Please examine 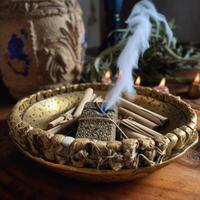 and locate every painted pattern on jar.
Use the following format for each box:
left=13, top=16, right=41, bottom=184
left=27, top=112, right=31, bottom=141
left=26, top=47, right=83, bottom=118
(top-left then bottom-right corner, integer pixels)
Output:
left=0, top=0, right=85, bottom=99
